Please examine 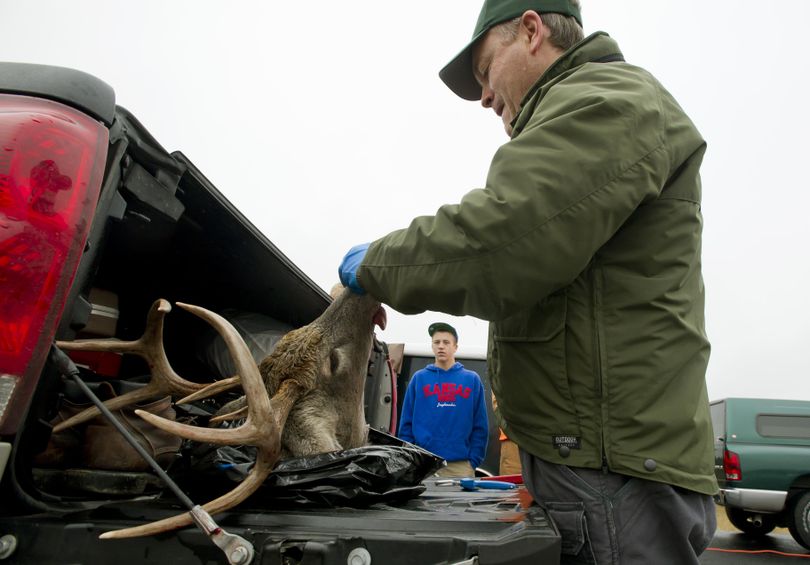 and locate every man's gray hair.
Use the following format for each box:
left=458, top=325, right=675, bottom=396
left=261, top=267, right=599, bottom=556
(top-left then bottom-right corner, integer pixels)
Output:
left=496, top=1, right=584, bottom=51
